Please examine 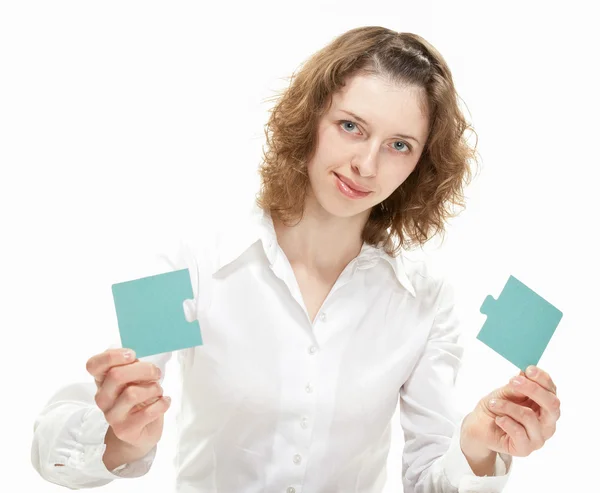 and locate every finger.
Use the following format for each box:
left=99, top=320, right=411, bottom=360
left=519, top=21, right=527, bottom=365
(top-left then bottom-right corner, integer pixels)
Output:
left=104, top=382, right=164, bottom=425
left=524, top=366, right=557, bottom=395
left=495, top=415, right=530, bottom=456
left=496, top=379, right=529, bottom=403
left=86, top=348, right=136, bottom=384
left=509, top=376, right=561, bottom=427
left=494, top=370, right=532, bottom=401
left=95, top=362, right=161, bottom=412
left=490, top=398, right=544, bottom=451
left=112, top=396, right=172, bottom=444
